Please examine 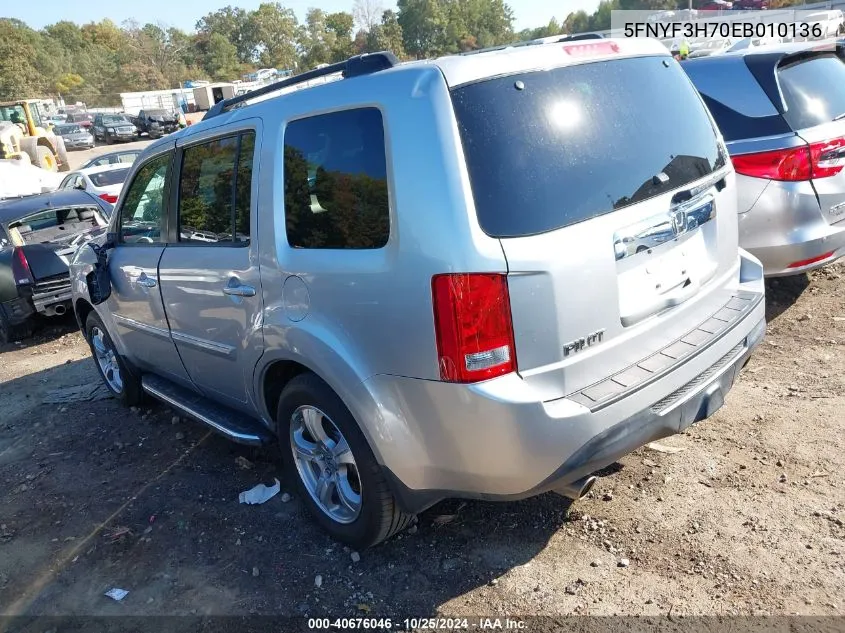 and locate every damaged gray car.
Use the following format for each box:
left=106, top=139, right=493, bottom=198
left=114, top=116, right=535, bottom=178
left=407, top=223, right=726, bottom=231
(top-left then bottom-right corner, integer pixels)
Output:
left=0, top=190, right=111, bottom=343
